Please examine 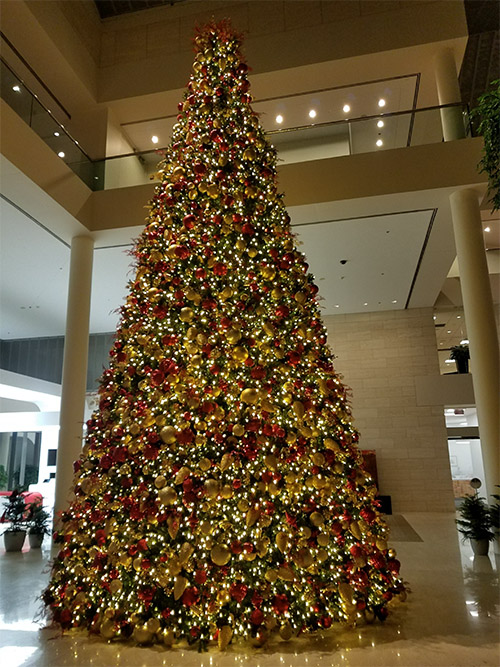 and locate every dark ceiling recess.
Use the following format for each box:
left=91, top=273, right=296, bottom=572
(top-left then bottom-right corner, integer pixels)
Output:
left=94, top=0, right=188, bottom=20
left=460, top=0, right=499, bottom=110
